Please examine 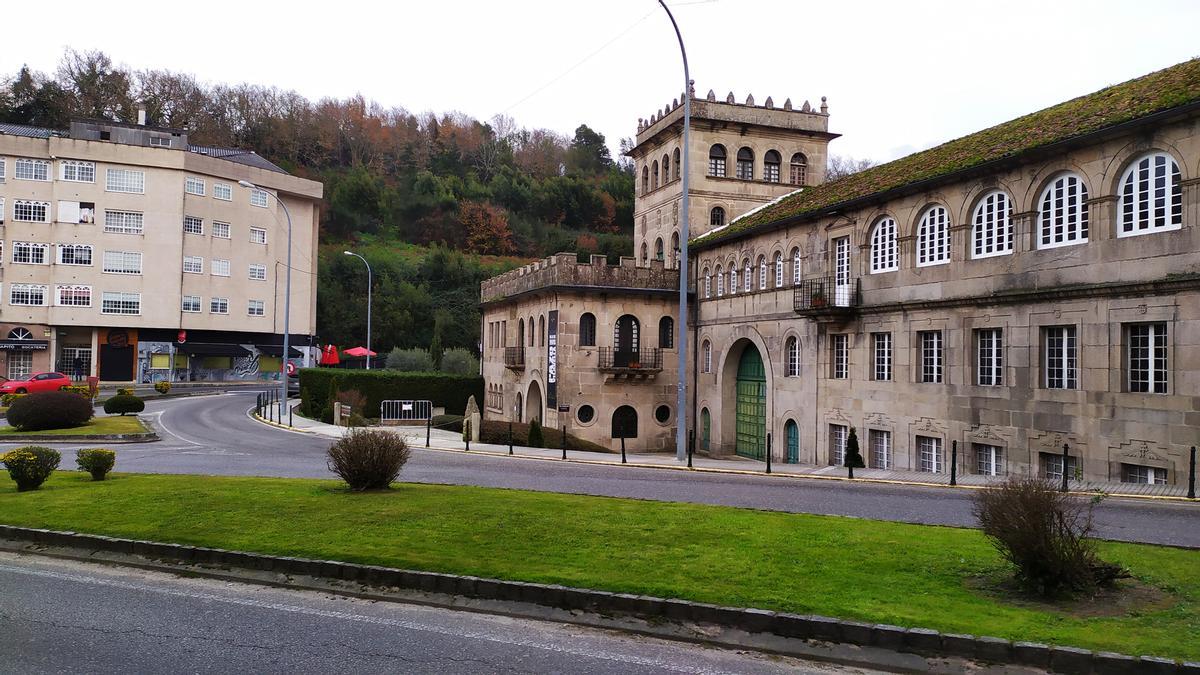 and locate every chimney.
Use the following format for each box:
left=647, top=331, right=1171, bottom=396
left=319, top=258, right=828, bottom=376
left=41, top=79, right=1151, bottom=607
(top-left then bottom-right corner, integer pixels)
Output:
left=137, top=105, right=147, bottom=126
